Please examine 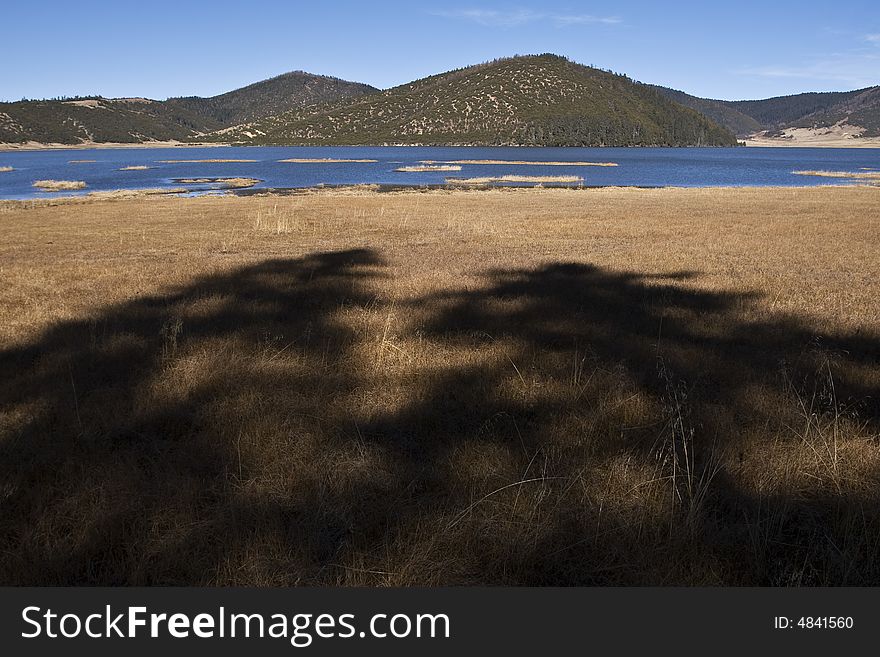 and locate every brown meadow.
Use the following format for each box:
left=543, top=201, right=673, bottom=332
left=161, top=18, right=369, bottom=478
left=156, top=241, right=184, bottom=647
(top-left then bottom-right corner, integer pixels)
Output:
left=0, top=186, right=877, bottom=585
